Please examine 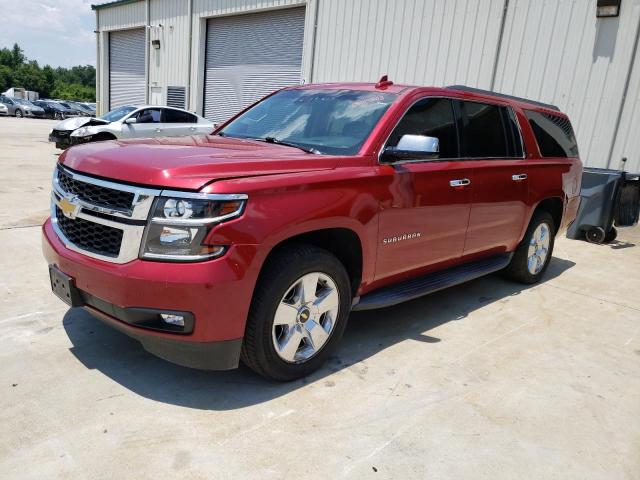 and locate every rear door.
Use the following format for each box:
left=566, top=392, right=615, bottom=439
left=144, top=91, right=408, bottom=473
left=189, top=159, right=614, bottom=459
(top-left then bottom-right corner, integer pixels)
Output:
left=375, top=97, right=474, bottom=281
left=458, top=100, right=528, bottom=256
left=160, top=108, right=200, bottom=137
